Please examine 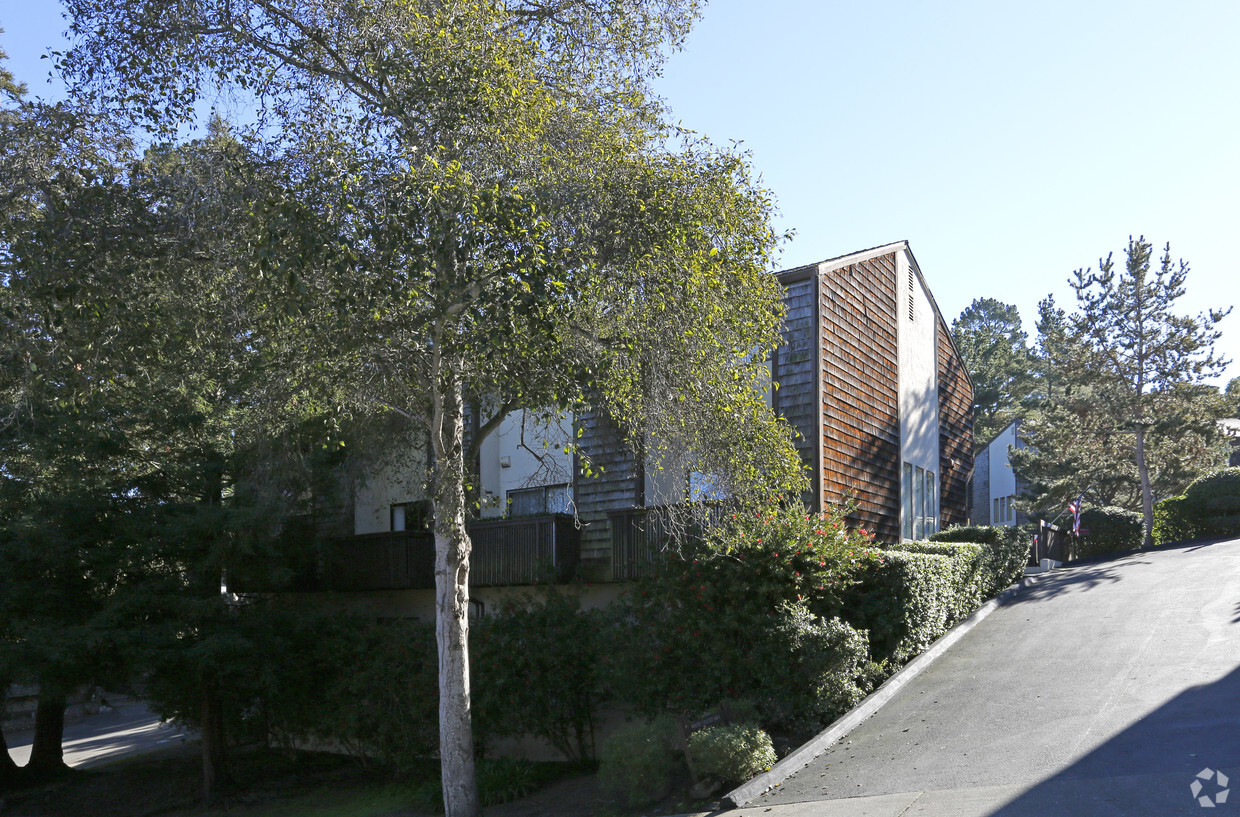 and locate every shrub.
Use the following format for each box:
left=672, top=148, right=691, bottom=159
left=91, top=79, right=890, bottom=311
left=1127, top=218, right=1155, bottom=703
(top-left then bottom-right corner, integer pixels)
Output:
left=605, top=503, right=874, bottom=734
left=1154, top=495, right=1193, bottom=545
left=687, top=724, right=777, bottom=786
left=312, top=618, right=441, bottom=769
left=1155, top=468, right=1240, bottom=544
left=843, top=550, right=955, bottom=664
left=598, top=719, right=679, bottom=807
left=929, top=524, right=1022, bottom=547
left=1077, top=506, right=1142, bottom=557
left=472, top=590, right=604, bottom=762
left=927, top=525, right=1029, bottom=595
